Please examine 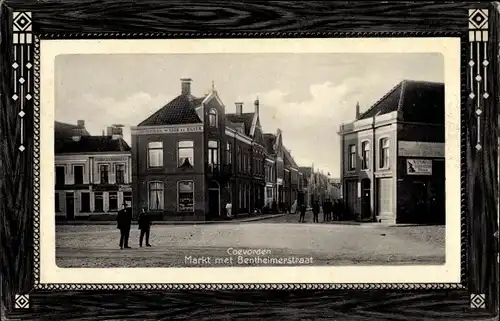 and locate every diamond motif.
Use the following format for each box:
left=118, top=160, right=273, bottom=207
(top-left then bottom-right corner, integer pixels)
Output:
left=12, top=62, right=19, bottom=69
left=19, top=111, right=25, bottom=118
left=469, top=60, right=475, bottom=67
left=476, top=109, right=482, bottom=116
left=470, top=10, right=488, bottom=29
left=18, top=145, right=25, bottom=152
left=19, top=77, right=25, bottom=84
left=476, top=75, right=482, bottom=82
left=475, top=144, right=482, bottom=151
left=469, top=93, right=476, bottom=99
left=26, top=94, right=32, bottom=100
left=483, top=93, right=489, bottom=99
left=12, top=94, right=19, bottom=101
left=26, top=62, right=32, bottom=69
left=470, top=294, right=486, bottom=309
left=483, top=60, right=489, bottom=66
left=14, top=294, right=29, bottom=309
left=13, top=12, right=32, bottom=32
